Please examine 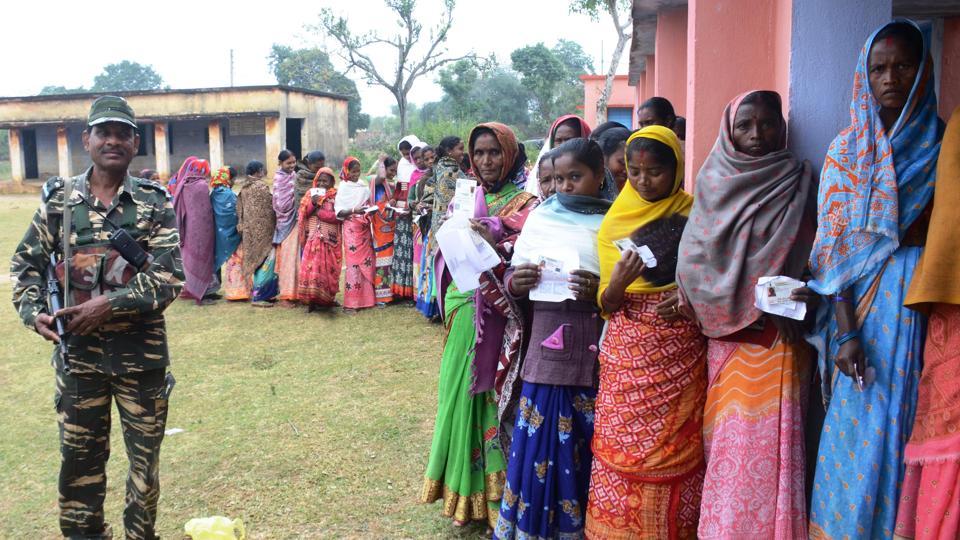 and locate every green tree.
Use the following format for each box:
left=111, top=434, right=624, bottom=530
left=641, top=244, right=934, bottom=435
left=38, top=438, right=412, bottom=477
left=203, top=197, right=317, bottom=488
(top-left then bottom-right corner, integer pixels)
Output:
left=436, top=59, right=479, bottom=118
left=38, top=85, right=87, bottom=95
left=316, top=0, right=474, bottom=134
left=471, top=68, right=532, bottom=130
left=552, top=39, right=595, bottom=82
left=570, top=0, right=632, bottom=123
left=268, top=45, right=370, bottom=135
left=90, top=61, right=164, bottom=92
left=511, top=43, right=580, bottom=131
